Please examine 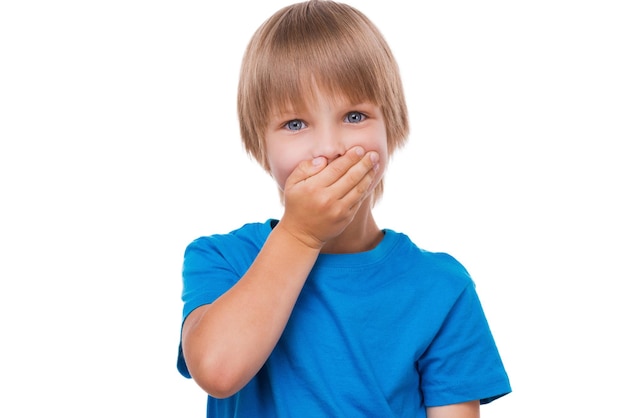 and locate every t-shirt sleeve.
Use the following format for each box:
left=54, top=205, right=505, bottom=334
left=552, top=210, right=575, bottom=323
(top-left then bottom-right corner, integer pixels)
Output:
left=180, top=237, right=243, bottom=319
left=417, top=281, right=511, bottom=406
